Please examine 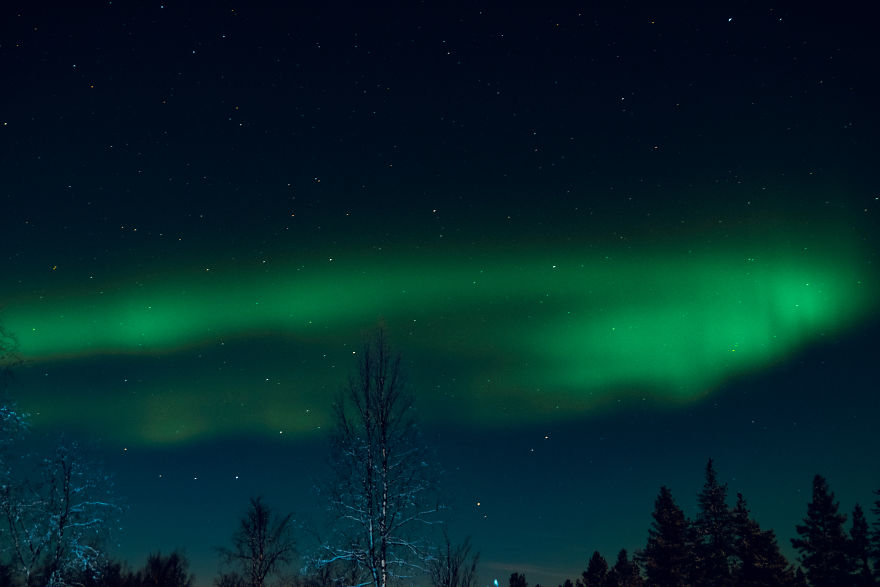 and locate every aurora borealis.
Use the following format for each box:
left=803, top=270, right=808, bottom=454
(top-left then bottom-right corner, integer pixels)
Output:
left=2, top=2, right=879, bottom=585
left=5, top=227, right=877, bottom=443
